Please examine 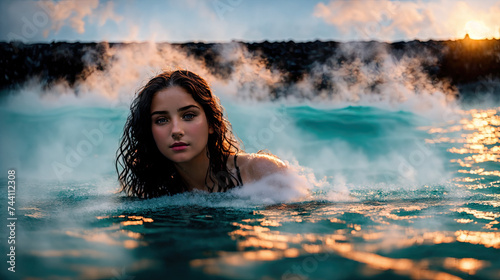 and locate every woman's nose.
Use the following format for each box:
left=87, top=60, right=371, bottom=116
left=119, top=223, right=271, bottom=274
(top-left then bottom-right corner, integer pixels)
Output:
left=171, top=118, right=184, bottom=139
